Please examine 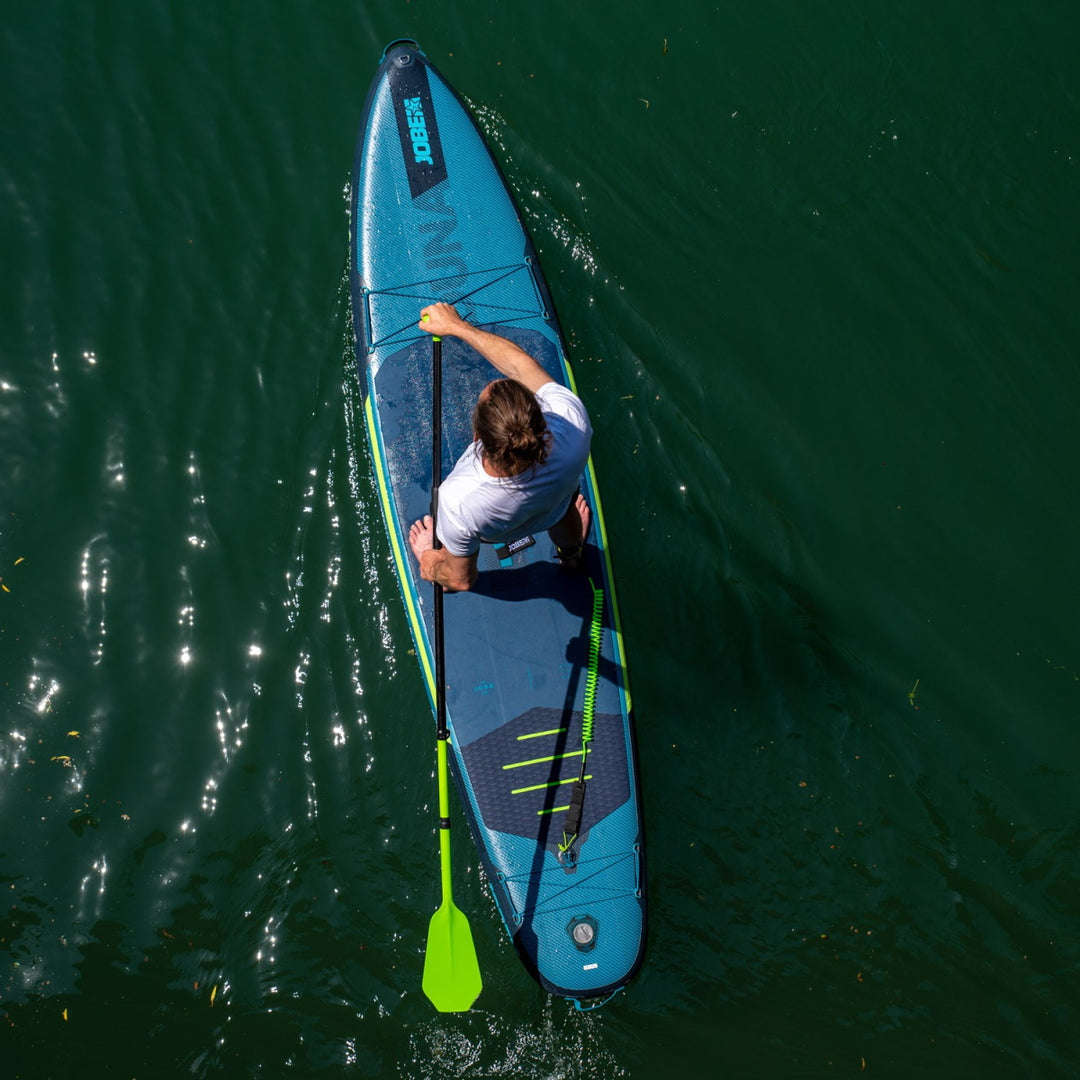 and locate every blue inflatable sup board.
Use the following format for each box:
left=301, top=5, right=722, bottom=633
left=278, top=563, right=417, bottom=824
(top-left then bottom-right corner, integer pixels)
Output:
left=349, top=40, right=646, bottom=1006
